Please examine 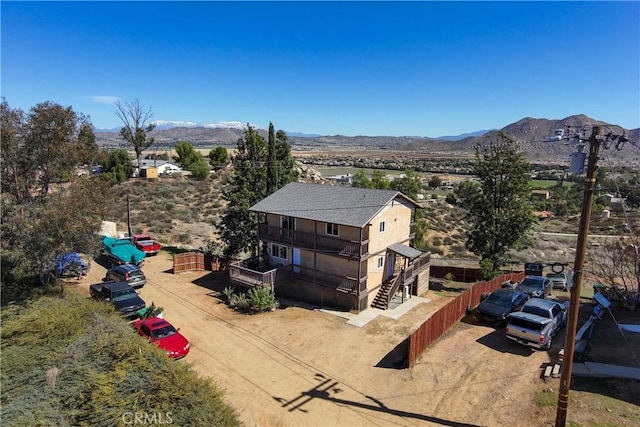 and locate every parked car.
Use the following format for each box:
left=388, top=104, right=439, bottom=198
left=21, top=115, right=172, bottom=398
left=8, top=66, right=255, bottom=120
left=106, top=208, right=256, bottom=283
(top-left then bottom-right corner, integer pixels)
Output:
left=133, top=317, right=190, bottom=359
left=103, top=235, right=146, bottom=266
left=105, top=264, right=146, bottom=289
left=516, top=275, right=553, bottom=298
left=132, top=234, right=161, bottom=256
left=89, top=281, right=146, bottom=319
left=546, top=272, right=568, bottom=291
left=505, top=298, right=568, bottom=350
left=474, top=288, right=529, bottom=325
